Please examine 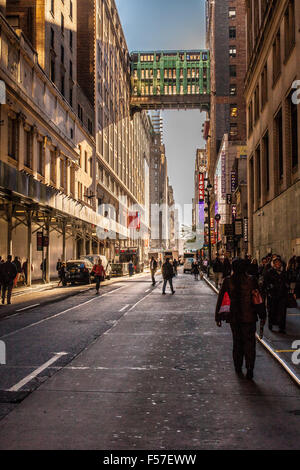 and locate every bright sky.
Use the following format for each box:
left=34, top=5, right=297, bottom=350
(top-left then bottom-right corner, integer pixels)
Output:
left=115, top=0, right=207, bottom=226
